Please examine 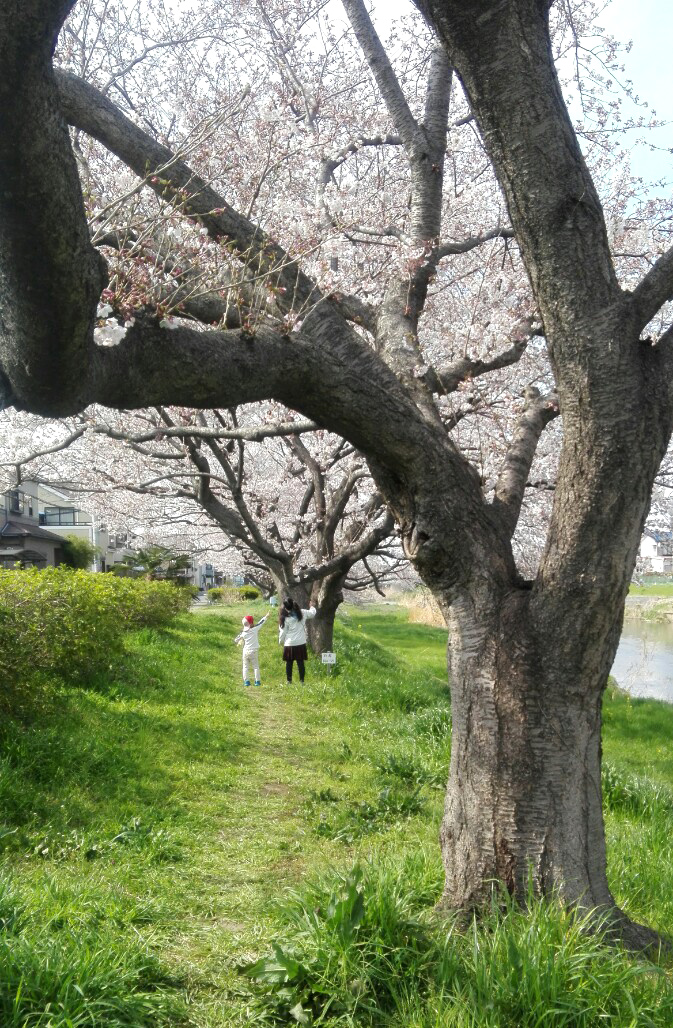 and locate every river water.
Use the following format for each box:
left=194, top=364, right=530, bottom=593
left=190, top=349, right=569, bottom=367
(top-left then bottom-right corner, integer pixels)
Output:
left=611, top=618, right=673, bottom=703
